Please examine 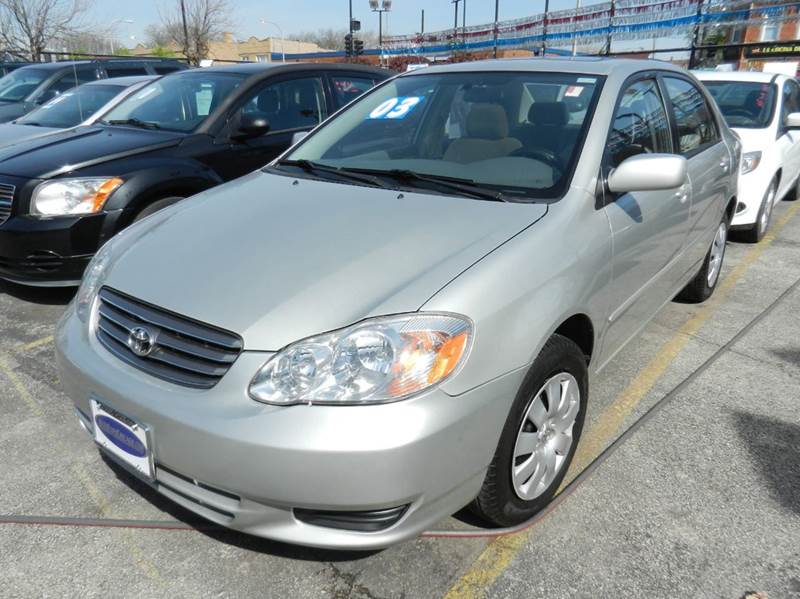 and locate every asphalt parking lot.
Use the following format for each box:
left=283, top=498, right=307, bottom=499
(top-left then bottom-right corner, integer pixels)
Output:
left=1, top=201, right=799, bottom=599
